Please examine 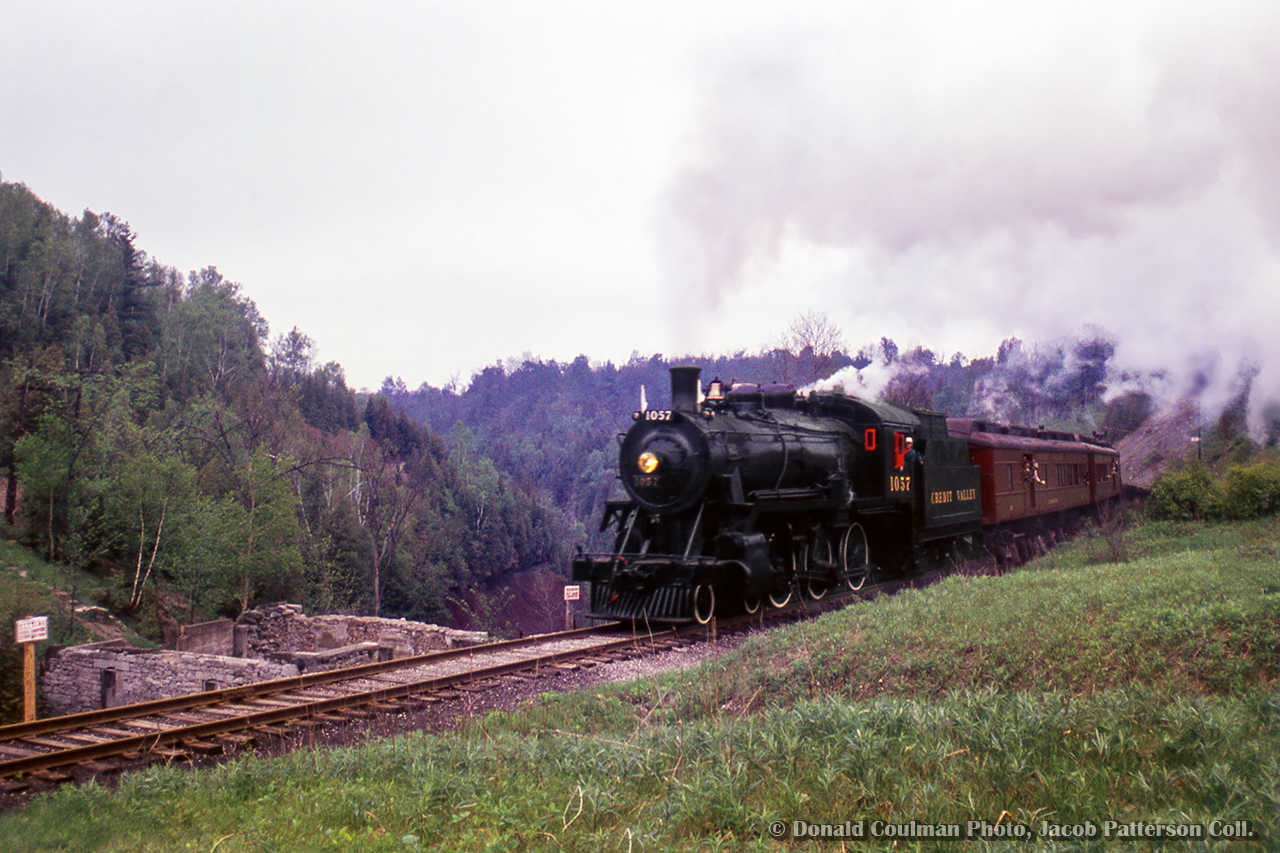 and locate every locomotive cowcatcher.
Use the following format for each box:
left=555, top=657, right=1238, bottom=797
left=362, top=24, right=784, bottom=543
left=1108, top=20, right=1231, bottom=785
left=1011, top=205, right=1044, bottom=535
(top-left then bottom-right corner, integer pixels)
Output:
left=571, top=366, right=990, bottom=624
